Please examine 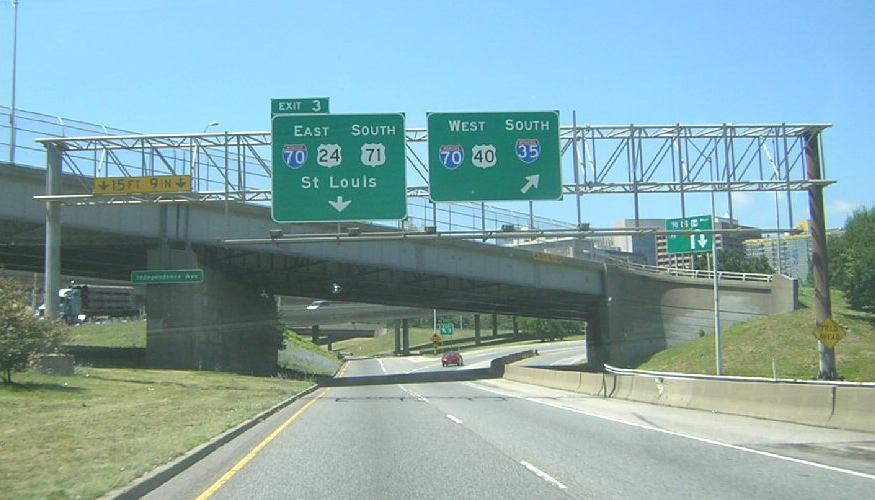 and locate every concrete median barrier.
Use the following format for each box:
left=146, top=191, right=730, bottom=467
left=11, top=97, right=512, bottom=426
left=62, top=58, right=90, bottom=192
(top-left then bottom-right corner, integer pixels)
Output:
left=577, top=372, right=607, bottom=396
left=504, top=362, right=875, bottom=432
left=609, top=374, right=663, bottom=404
left=504, top=364, right=578, bottom=390
left=674, top=378, right=835, bottom=427
left=829, top=386, right=875, bottom=433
